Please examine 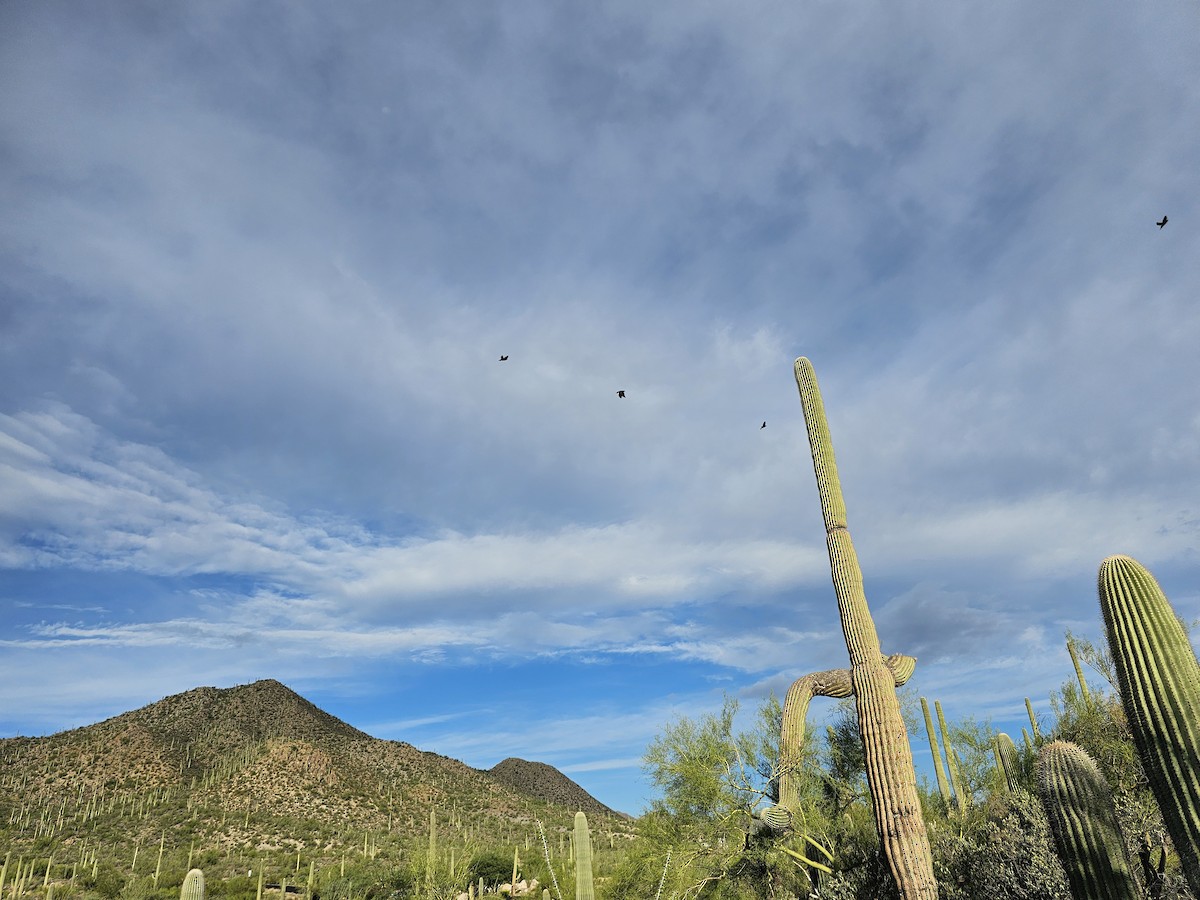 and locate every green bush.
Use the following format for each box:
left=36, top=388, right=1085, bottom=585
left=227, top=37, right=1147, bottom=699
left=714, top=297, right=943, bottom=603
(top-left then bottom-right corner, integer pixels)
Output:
left=465, top=850, right=515, bottom=889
